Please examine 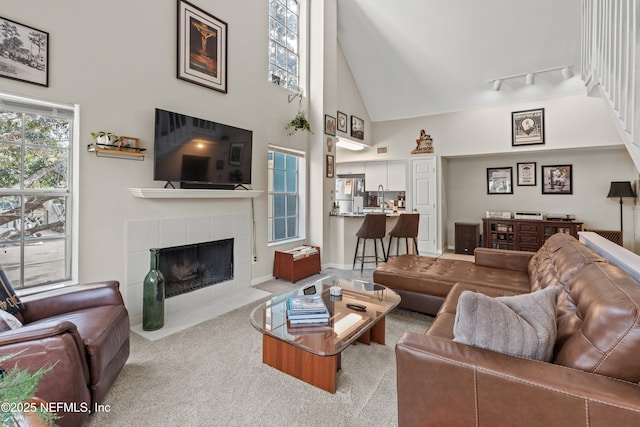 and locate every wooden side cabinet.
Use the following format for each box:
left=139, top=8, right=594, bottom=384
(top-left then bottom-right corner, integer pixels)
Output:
left=482, top=218, right=583, bottom=252
left=455, top=222, right=479, bottom=255
left=273, top=246, right=321, bottom=282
